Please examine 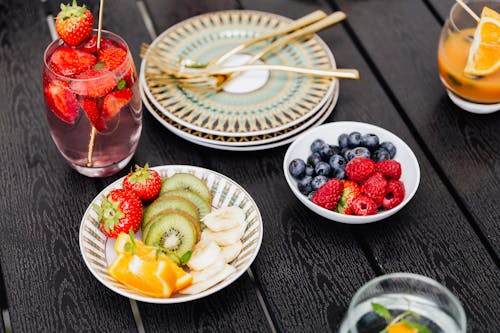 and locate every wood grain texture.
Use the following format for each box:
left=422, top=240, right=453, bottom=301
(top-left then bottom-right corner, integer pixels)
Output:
left=331, top=0, right=500, bottom=258
left=0, top=1, right=137, bottom=331
left=325, top=0, right=500, bottom=330
left=425, top=0, right=455, bottom=21
left=99, top=1, right=272, bottom=331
